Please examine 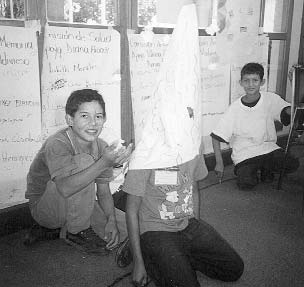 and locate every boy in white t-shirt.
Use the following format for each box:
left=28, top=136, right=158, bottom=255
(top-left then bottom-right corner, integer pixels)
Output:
left=211, top=62, right=299, bottom=190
